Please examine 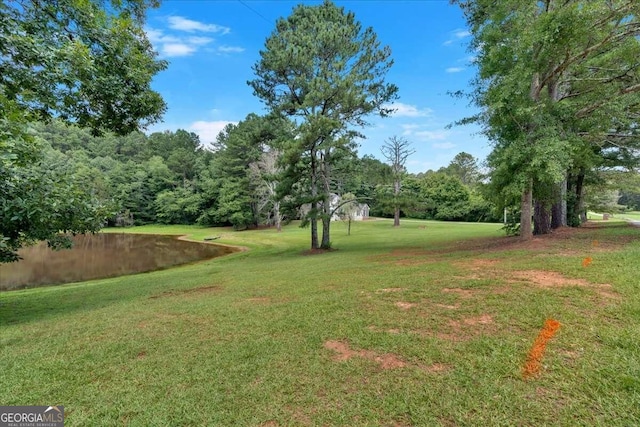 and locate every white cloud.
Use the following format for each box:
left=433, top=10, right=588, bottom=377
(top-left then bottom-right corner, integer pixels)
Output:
left=190, top=120, right=237, bottom=147
left=444, top=28, right=471, bottom=46
left=146, top=22, right=242, bottom=58
left=218, top=45, right=245, bottom=53
left=145, top=28, right=180, bottom=44
left=168, top=16, right=230, bottom=34
left=446, top=67, right=465, bottom=73
left=400, top=124, right=421, bottom=135
left=415, top=130, right=449, bottom=141
left=188, top=36, right=215, bottom=46
left=161, top=43, right=196, bottom=57
left=432, top=142, right=457, bottom=149
left=385, top=102, right=433, bottom=118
